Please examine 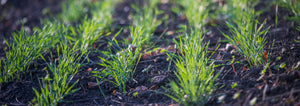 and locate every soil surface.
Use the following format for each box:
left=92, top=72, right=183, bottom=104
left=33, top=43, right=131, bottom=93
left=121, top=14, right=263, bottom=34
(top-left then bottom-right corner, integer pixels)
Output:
left=0, top=0, right=64, bottom=58
left=1, top=0, right=300, bottom=105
